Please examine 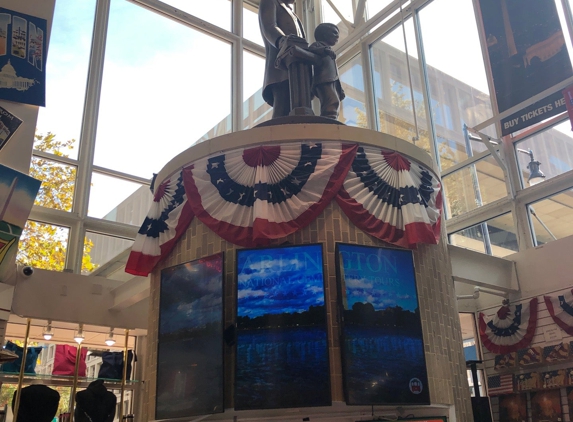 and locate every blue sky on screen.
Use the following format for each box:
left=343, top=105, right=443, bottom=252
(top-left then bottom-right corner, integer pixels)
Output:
left=237, top=245, right=325, bottom=318
left=159, top=256, right=223, bottom=335
left=338, top=244, right=419, bottom=312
